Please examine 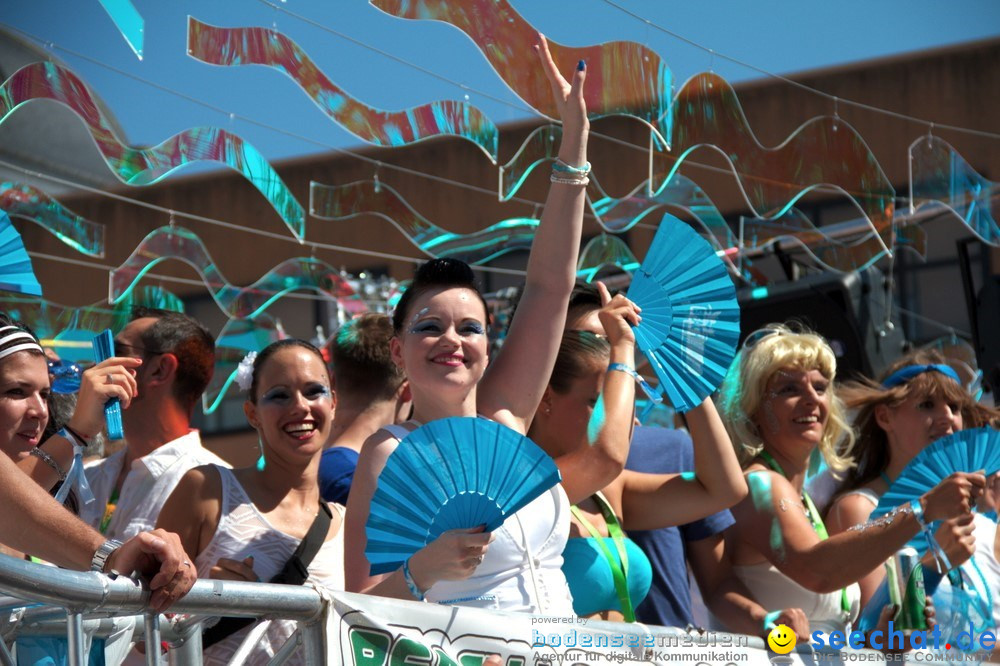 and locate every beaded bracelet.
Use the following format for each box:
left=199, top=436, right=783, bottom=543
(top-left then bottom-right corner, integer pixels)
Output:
left=550, top=173, right=590, bottom=186
left=402, top=557, right=425, bottom=601
left=30, top=447, right=67, bottom=481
